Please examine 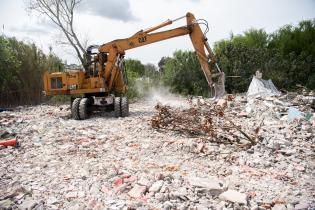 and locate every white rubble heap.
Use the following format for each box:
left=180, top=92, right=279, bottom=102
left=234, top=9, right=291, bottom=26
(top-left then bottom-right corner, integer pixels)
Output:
left=0, top=93, right=314, bottom=210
